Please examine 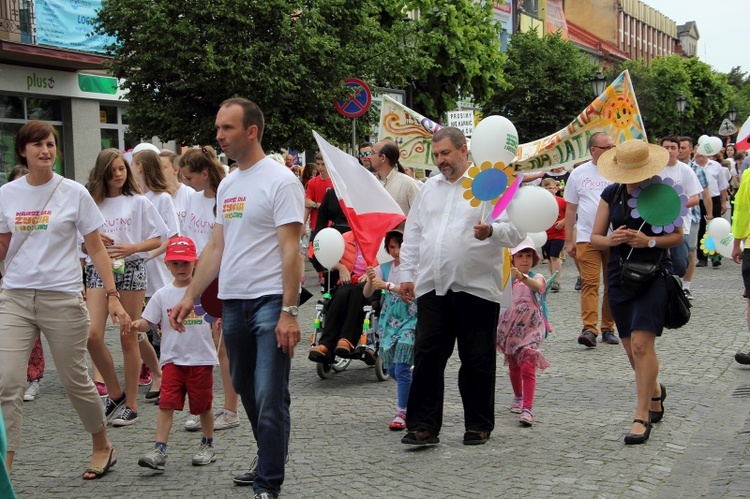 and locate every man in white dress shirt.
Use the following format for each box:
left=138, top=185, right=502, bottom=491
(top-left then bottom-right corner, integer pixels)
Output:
left=398, top=127, right=525, bottom=446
